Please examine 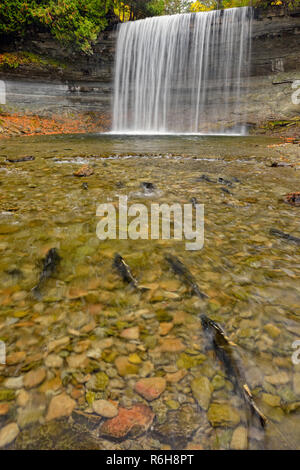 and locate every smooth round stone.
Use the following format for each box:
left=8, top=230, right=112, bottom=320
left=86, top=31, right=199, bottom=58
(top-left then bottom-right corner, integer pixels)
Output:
left=92, top=399, right=118, bottom=418
left=45, top=354, right=63, bottom=369
left=0, top=423, right=20, bottom=448
left=4, top=376, right=24, bottom=390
